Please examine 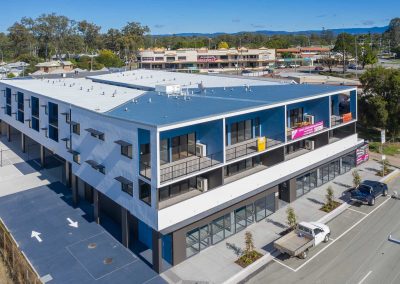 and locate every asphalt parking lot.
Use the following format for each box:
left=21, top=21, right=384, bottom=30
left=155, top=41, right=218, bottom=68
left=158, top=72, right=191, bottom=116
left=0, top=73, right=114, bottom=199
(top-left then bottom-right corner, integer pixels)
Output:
left=0, top=182, right=165, bottom=284
left=249, top=172, right=400, bottom=284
